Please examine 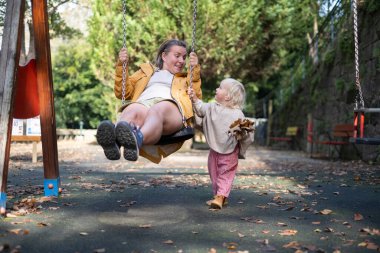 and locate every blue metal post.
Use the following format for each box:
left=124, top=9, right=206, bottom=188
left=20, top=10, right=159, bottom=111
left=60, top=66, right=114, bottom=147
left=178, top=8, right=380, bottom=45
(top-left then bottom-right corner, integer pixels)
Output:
left=0, top=192, right=6, bottom=210
left=44, top=177, right=60, bottom=196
